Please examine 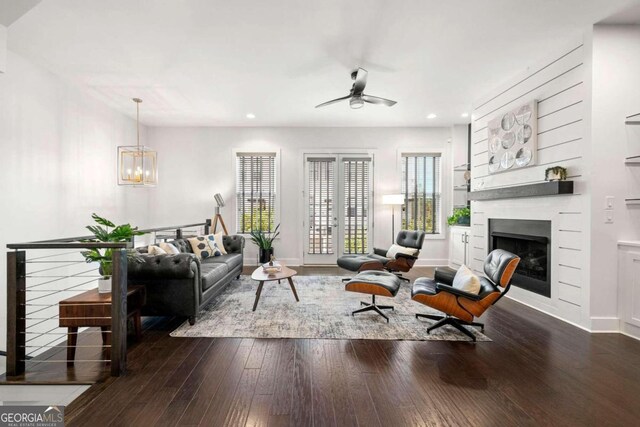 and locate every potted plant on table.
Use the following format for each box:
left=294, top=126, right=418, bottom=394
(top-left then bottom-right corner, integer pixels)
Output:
left=250, top=224, right=280, bottom=264
left=81, top=213, right=145, bottom=293
left=447, top=207, right=471, bottom=226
